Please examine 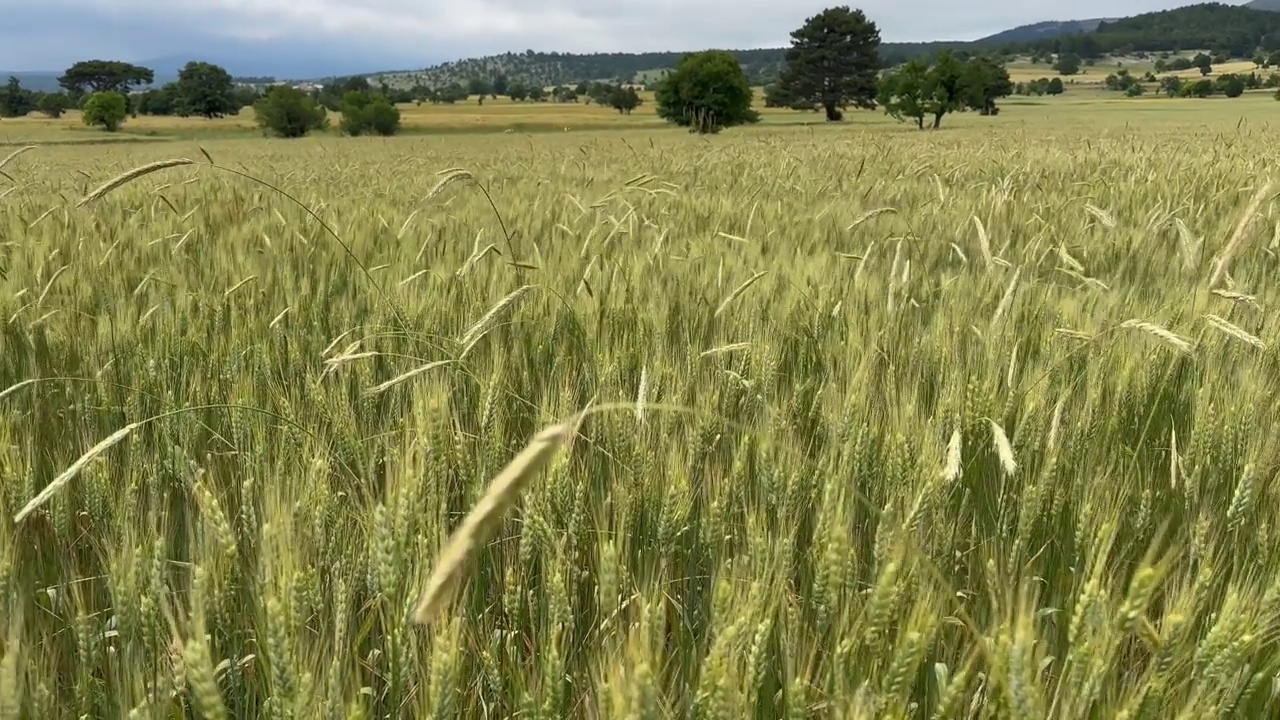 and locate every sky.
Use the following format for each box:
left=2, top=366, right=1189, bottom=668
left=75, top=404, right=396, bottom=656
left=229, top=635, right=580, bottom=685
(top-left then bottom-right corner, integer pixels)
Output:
left=0, top=0, right=1246, bottom=75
